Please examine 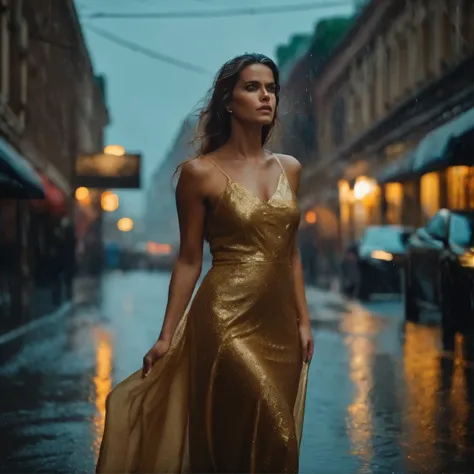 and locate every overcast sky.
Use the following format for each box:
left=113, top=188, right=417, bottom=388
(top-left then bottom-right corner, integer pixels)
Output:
left=75, top=0, right=354, bottom=216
